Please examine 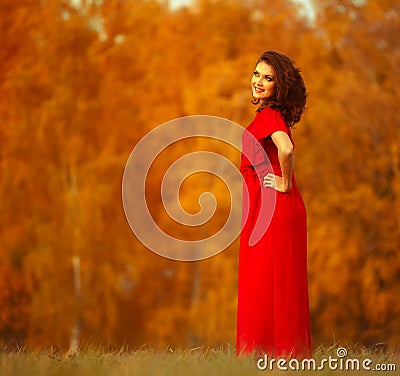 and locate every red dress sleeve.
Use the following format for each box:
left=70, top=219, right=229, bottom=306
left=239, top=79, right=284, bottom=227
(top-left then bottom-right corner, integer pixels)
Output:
left=251, top=107, right=289, bottom=140
left=240, top=108, right=290, bottom=175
